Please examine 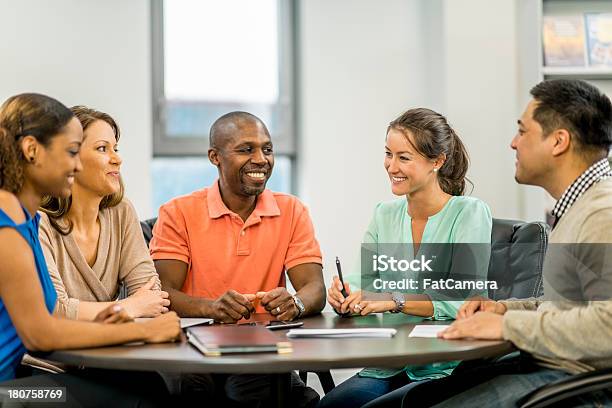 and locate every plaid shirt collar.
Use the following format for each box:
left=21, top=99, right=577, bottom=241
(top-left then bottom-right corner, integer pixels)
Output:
left=551, top=157, right=612, bottom=220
